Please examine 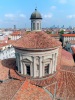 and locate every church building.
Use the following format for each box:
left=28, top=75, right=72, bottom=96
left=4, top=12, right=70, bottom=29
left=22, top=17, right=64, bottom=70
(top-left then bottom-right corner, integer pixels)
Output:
left=14, top=8, right=61, bottom=78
